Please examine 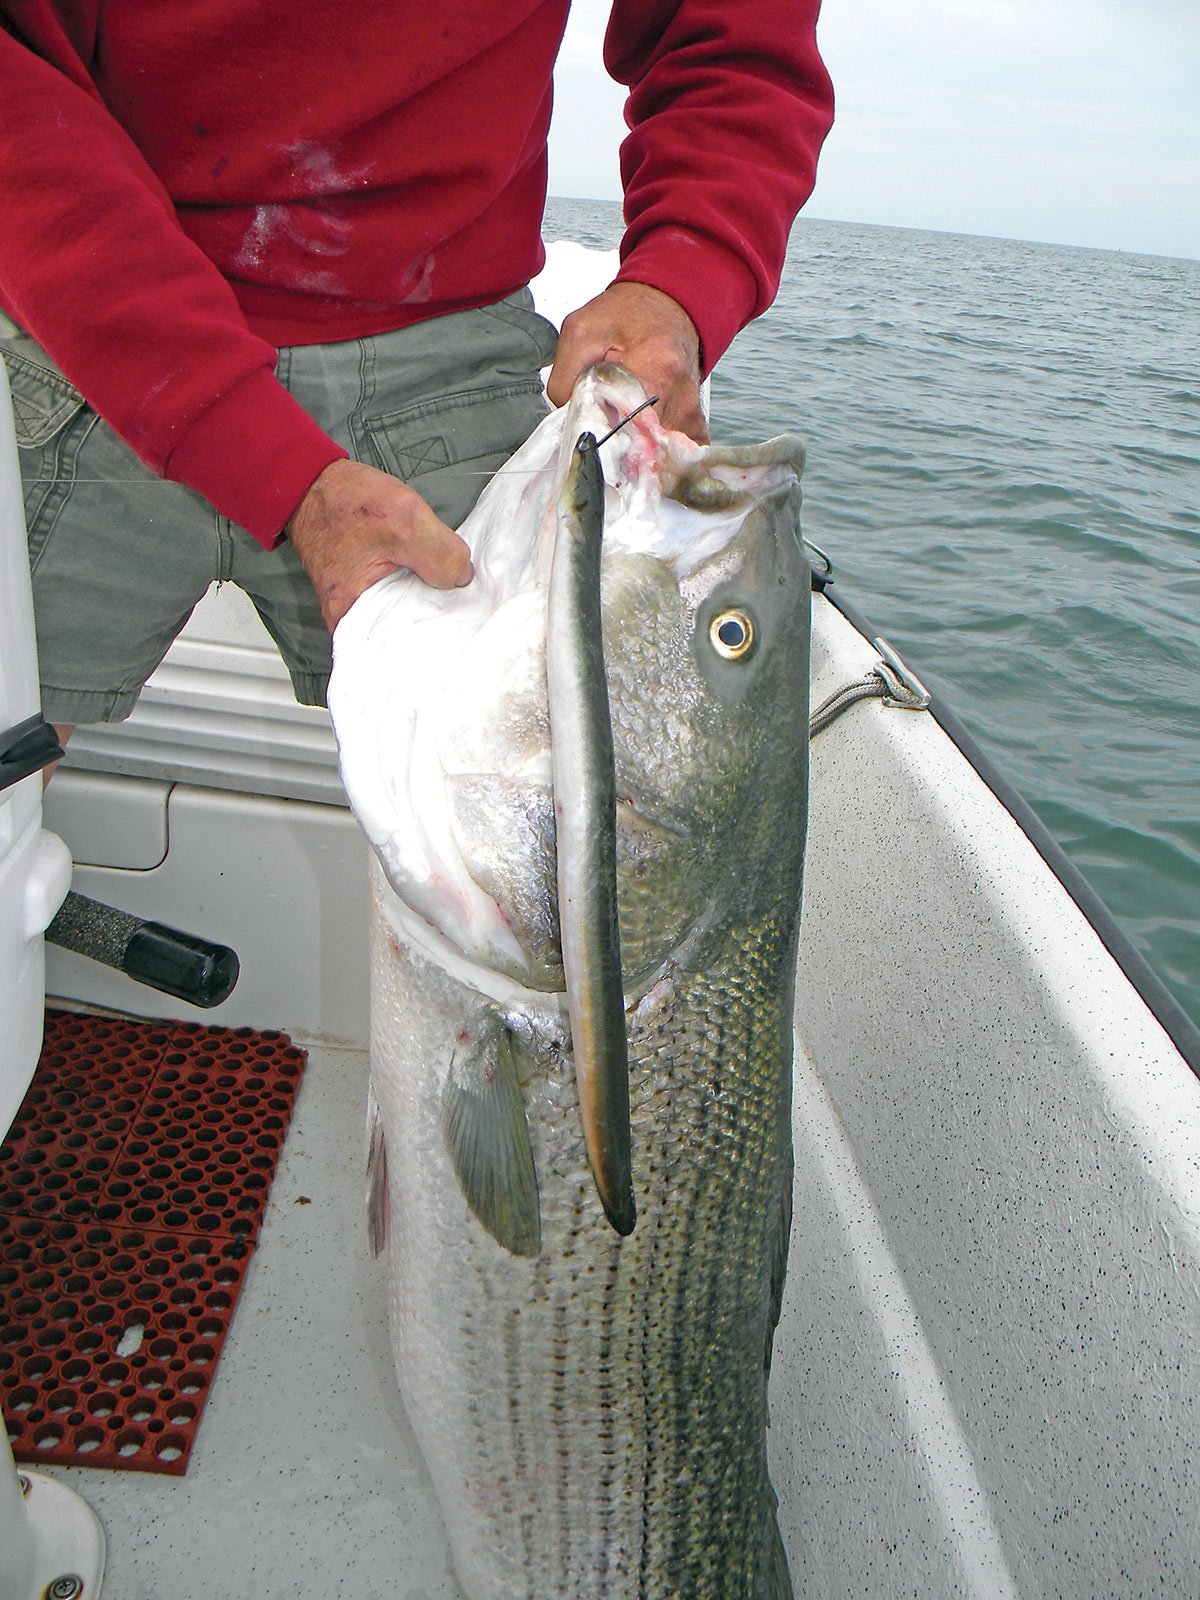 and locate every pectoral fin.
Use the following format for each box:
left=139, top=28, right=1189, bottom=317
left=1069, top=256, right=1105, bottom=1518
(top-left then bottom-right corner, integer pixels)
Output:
left=441, top=1020, right=542, bottom=1258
